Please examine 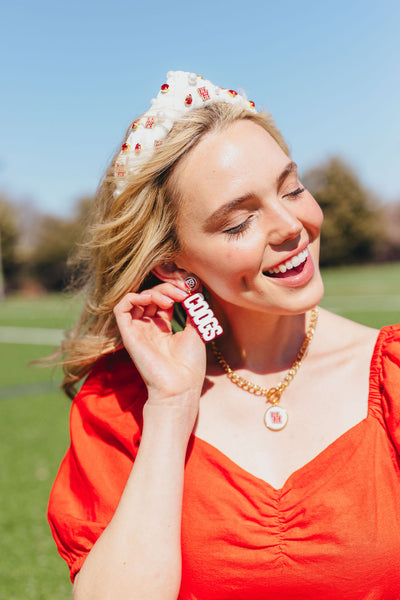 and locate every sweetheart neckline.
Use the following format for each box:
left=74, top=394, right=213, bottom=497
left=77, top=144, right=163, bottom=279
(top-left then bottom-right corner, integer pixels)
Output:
left=191, top=327, right=387, bottom=493
left=193, top=416, right=369, bottom=493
